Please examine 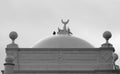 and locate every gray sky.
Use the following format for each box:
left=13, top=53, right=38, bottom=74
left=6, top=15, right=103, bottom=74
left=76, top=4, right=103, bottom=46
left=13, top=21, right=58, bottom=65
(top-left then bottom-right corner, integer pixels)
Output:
left=0, top=0, right=120, bottom=72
